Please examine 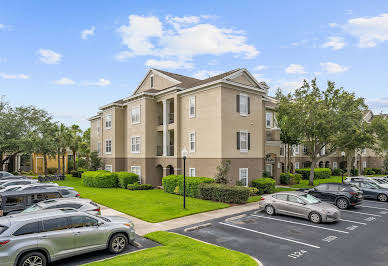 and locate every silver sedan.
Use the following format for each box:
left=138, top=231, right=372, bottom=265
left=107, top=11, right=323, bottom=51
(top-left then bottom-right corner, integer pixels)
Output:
left=258, top=191, right=341, bottom=223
